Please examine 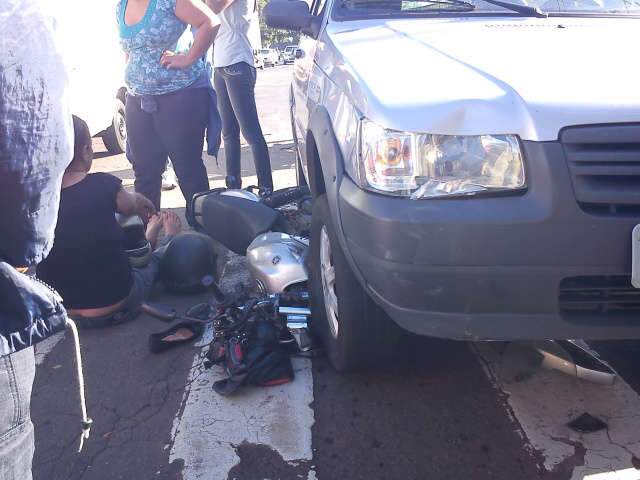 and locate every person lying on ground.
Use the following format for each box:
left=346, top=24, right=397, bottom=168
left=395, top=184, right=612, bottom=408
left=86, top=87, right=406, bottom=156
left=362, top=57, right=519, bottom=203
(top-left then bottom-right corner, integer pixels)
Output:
left=37, top=116, right=183, bottom=327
